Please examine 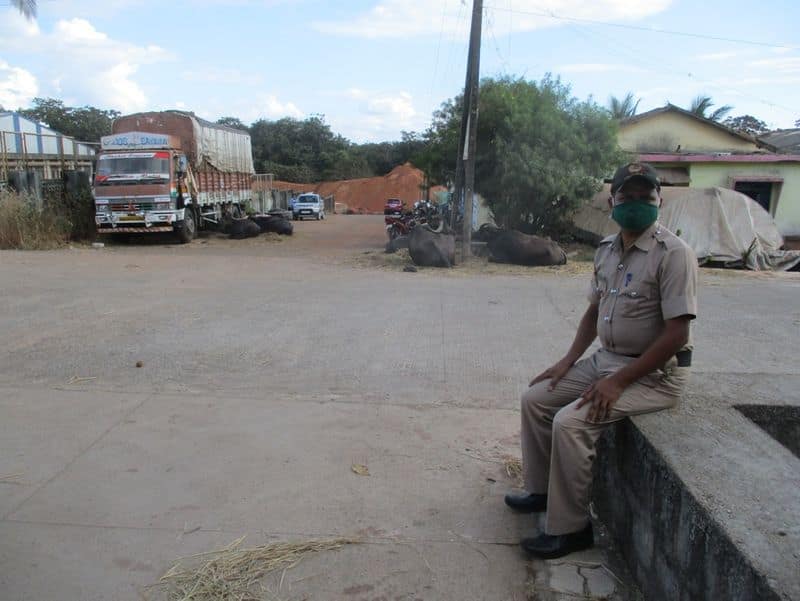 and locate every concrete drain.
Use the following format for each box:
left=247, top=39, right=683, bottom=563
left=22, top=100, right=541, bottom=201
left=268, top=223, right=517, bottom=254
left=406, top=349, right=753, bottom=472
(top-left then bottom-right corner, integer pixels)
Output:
left=735, top=404, right=800, bottom=459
